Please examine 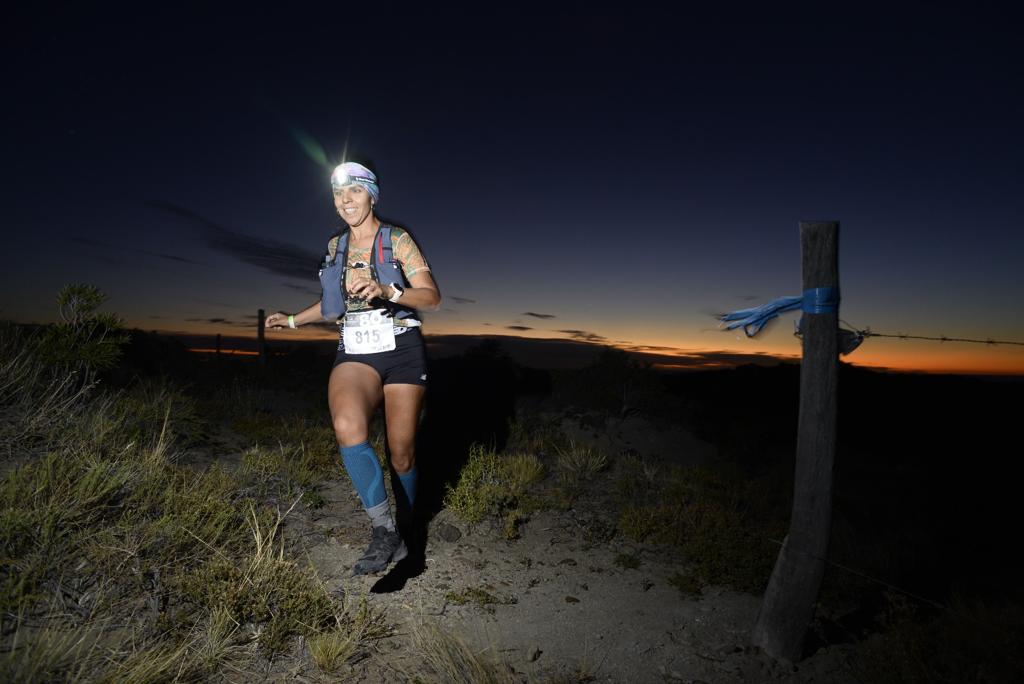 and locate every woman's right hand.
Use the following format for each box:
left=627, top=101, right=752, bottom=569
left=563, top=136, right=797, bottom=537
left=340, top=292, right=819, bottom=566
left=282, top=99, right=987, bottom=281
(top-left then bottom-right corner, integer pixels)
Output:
left=265, top=311, right=290, bottom=329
